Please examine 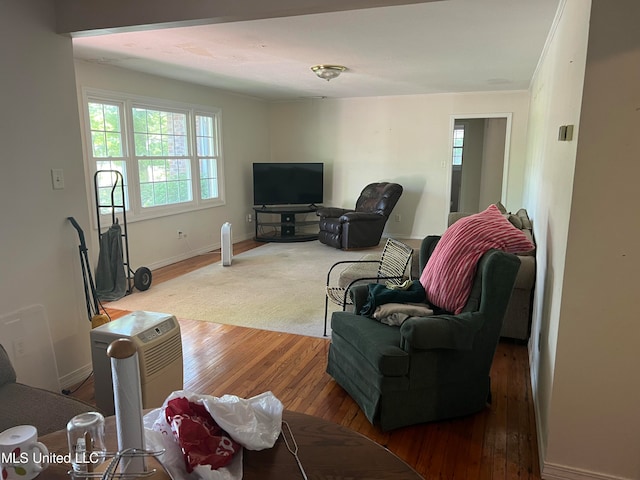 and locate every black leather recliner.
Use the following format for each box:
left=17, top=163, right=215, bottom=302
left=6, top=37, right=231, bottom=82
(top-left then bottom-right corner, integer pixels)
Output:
left=316, top=182, right=403, bottom=249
